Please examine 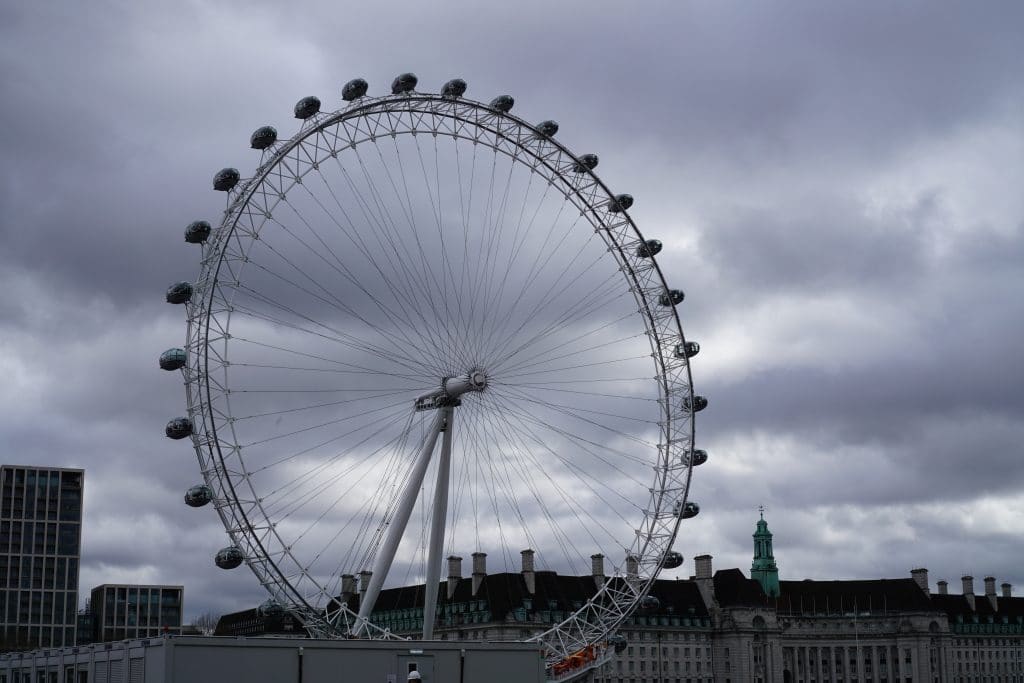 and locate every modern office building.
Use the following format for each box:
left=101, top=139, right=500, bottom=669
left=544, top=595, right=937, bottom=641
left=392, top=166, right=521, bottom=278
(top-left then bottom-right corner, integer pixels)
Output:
left=89, top=584, right=184, bottom=642
left=0, top=465, right=83, bottom=650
